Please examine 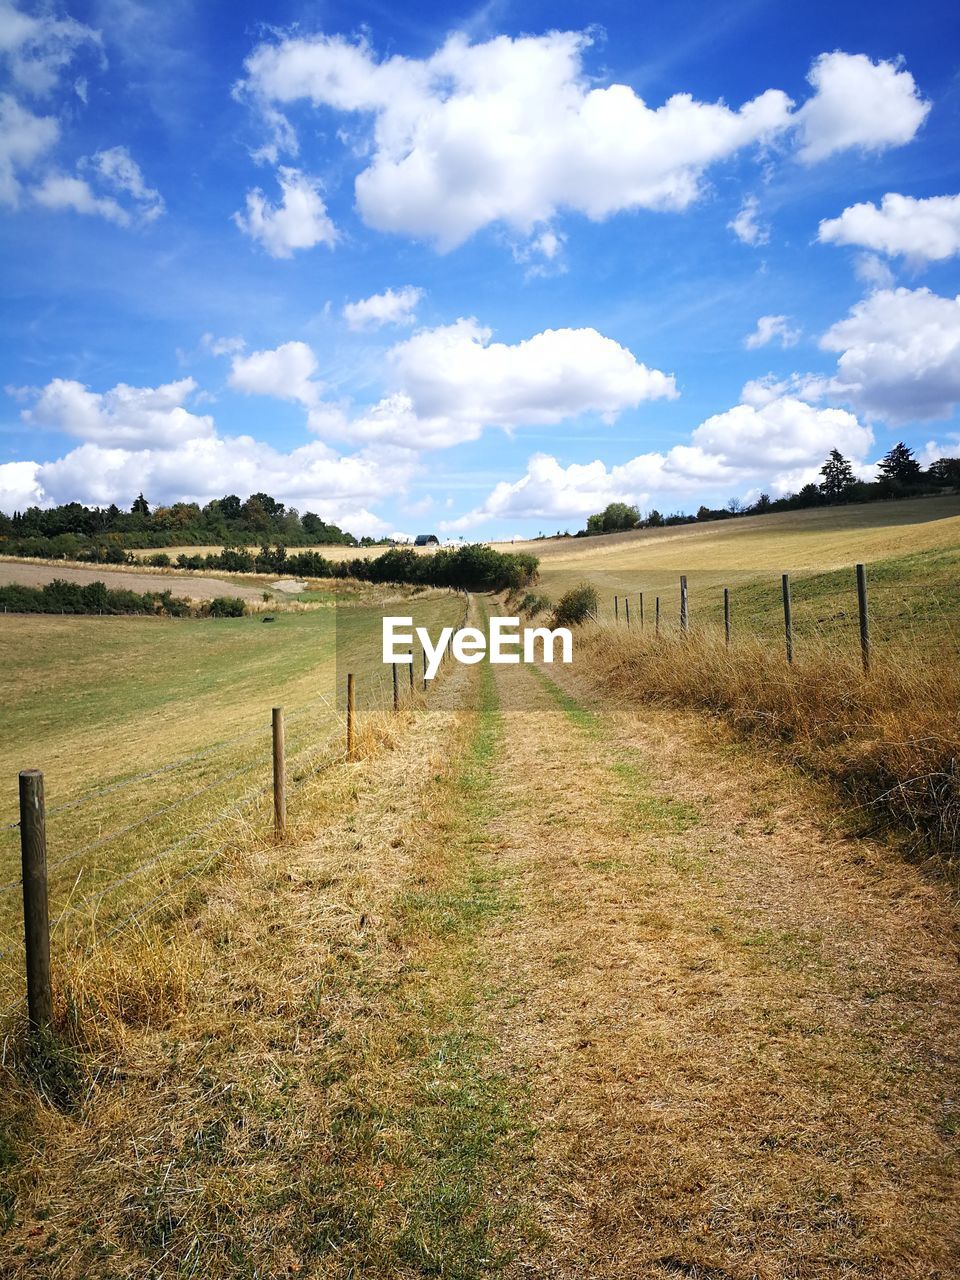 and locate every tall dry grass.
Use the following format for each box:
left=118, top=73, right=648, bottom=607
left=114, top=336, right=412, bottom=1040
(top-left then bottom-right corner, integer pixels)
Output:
left=581, top=624, right=960, bottom=866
